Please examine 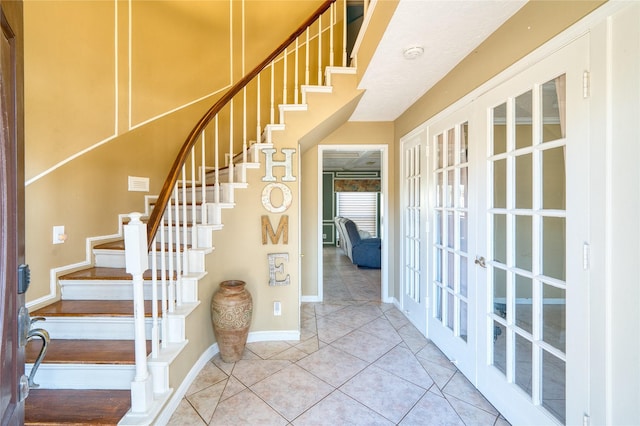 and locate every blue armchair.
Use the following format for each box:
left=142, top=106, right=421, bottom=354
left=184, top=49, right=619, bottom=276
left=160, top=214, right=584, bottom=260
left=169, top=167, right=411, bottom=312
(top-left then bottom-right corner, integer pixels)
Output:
left=343, top=219, right=381, bottom=269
